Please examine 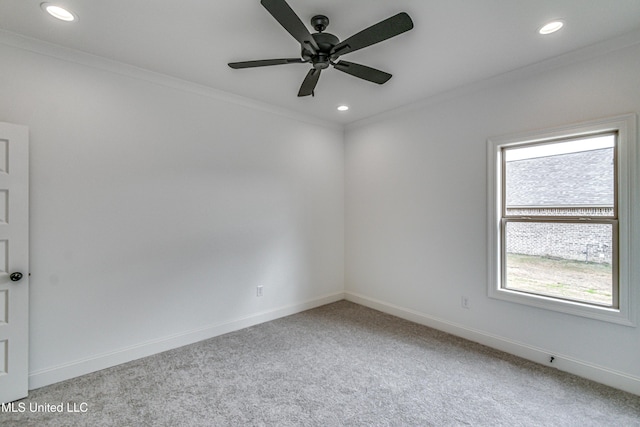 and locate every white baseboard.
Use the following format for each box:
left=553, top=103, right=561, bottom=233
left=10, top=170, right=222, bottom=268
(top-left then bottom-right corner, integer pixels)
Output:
left=345, top=291, right=640, bottom=396
left=29, top=292, right=345, bottom=390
